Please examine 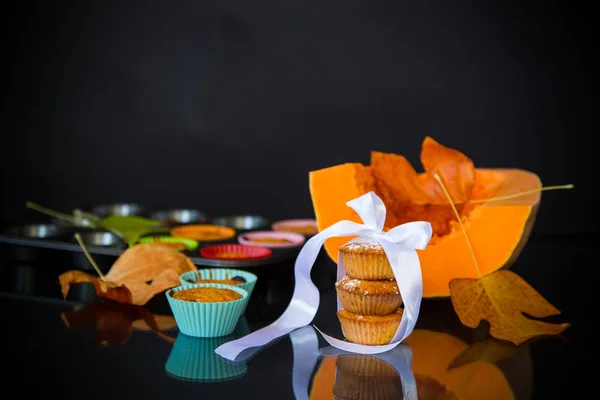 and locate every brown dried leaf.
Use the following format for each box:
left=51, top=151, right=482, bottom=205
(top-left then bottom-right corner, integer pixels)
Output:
left=449, top=270, right=570, bottom=345
left=105, top=243, right=196, bottom=284
left=447, top=340, right=518, bottom=370
left=58, top=243, right=196, bottom=305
